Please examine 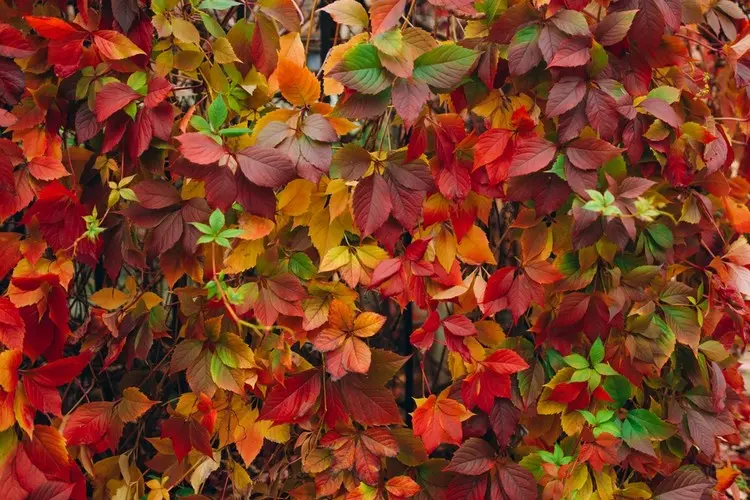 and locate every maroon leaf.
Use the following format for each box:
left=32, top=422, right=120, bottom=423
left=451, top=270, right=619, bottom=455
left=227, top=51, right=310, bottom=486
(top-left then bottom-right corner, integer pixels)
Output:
left=653, top=465, right=715, bottom=499
left=392, top=78, right=430, bottom=129
left=548, top=36, right=591, bottom=68
left=235, top=145, right=297, bottom=188
left=93, top=82, right=141, bottom=122
left=353, top=173, right=392, bottom=236
left=639, top=98, right=683, bottom=128
left=493, top=460, right=538, bottom=500
left=133, top=180, right=181, bottom=209
left=177, top=133, right=227, bottom=165
left=566, top=138, right=623, bottom=171
left=444, top=438, right=496, bottom=475
left=595, top=10, right=638, bottom=46
left=508, top=137, right=556, bottom=177
left=546, top=77, right=587, bottom=118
